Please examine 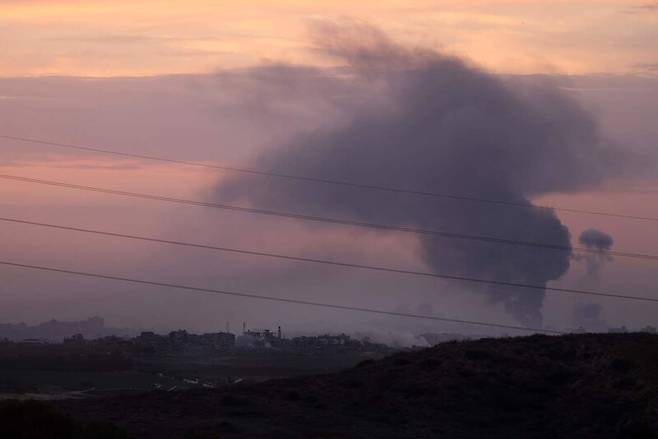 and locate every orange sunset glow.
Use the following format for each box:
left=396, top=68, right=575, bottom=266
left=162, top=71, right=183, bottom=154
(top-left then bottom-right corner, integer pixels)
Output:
left=2, top=0, right=658, bottom=77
